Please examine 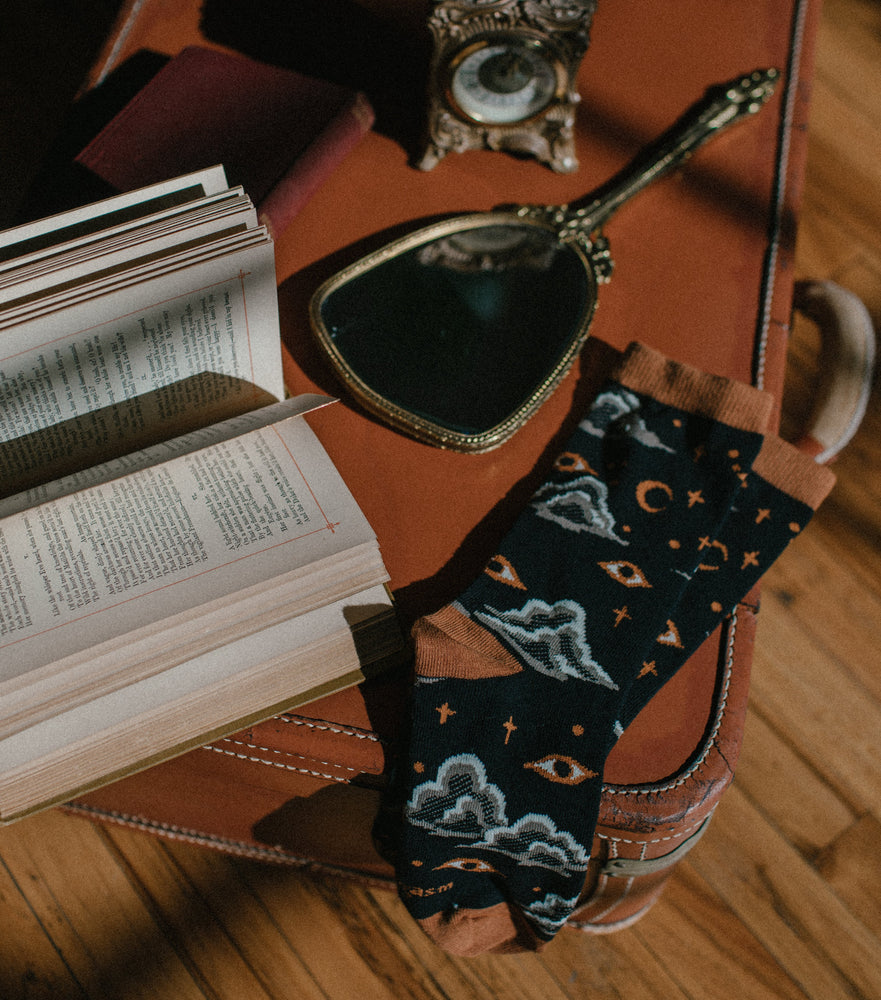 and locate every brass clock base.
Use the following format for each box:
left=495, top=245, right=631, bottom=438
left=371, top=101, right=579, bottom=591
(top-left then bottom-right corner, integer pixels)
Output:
left=417, top=104, right=580, bottom=173
left=418, top=0, right=597, bottom=172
